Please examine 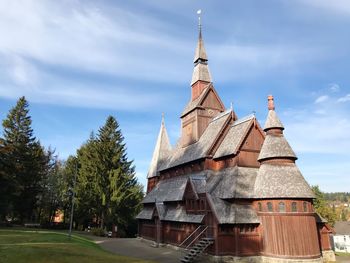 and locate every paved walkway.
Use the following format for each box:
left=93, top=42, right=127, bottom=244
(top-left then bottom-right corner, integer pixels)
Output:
left=82, top=233, right=183, bottom=263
